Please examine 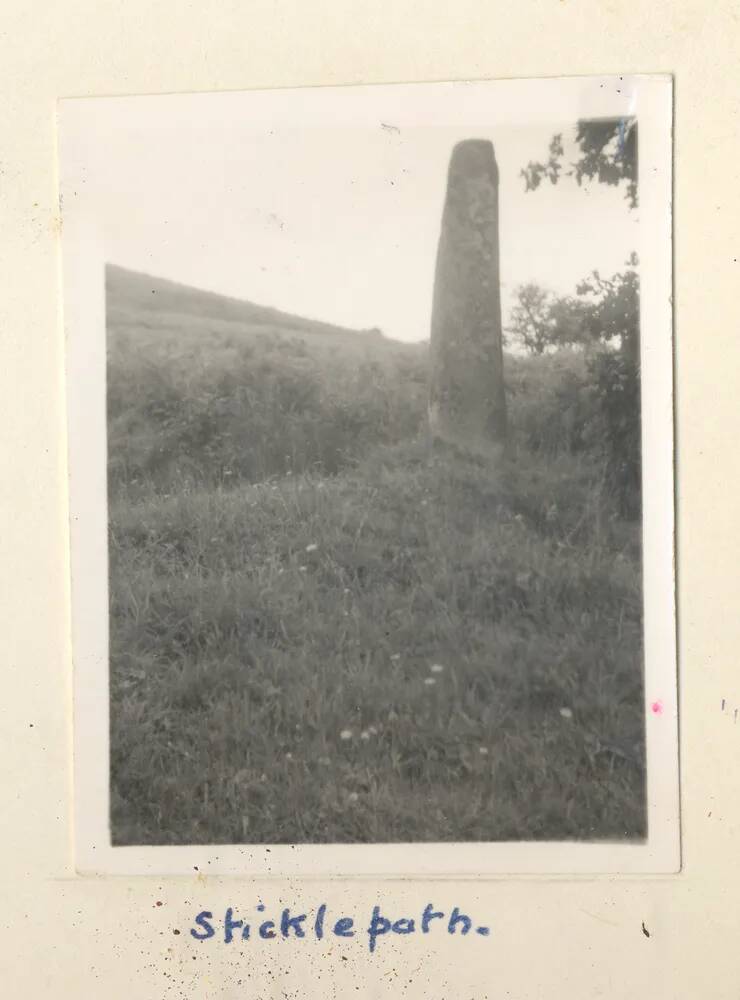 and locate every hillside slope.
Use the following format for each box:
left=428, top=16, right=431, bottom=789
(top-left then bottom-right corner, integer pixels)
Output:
left=106, top=264, right=387, bottom=347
